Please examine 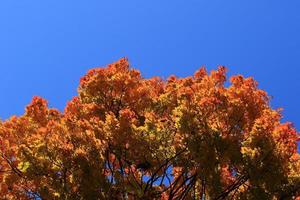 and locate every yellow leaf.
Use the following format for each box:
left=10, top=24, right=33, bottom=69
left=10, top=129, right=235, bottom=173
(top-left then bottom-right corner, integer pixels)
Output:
left=18, top=161, right=30, bottom=173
